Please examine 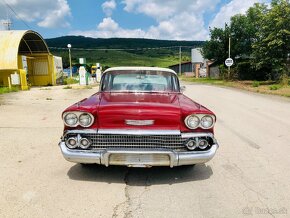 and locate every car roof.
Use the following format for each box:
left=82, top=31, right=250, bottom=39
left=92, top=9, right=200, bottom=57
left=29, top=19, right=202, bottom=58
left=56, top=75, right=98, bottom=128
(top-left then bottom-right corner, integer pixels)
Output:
left=103, top=66, right=177, bottom=75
